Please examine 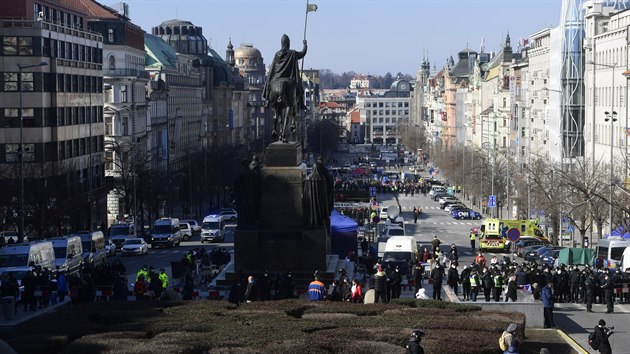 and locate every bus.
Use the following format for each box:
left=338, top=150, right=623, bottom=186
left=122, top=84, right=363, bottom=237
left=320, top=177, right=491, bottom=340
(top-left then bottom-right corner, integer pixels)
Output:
left=595, top=237, right=630, bottom=269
